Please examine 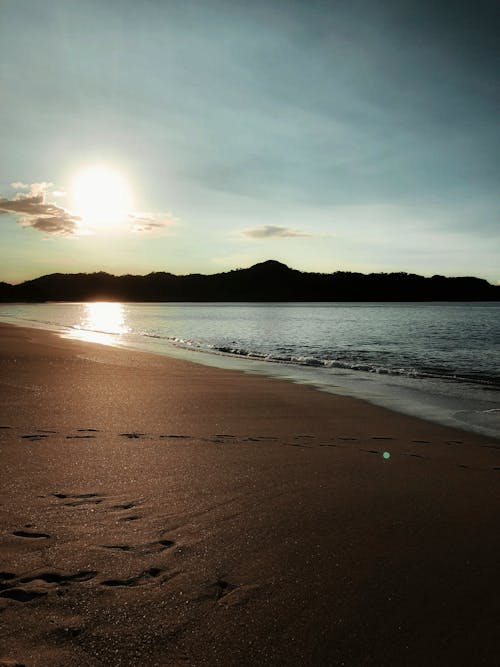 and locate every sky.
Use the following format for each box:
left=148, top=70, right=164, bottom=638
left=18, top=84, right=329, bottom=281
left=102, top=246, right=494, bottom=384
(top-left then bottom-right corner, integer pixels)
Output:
left=1, top=0, right=499, bottom=284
